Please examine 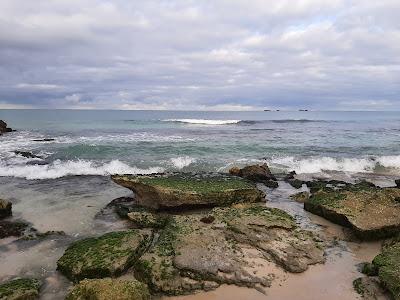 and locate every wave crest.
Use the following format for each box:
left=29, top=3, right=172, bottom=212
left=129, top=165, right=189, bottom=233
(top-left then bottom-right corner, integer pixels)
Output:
left=162, top=119, right=241, bottom=125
